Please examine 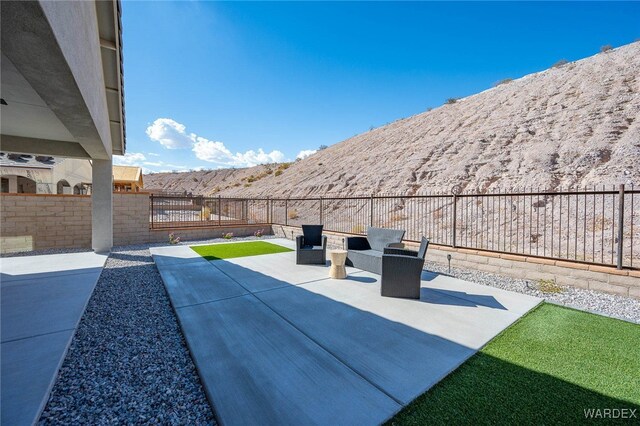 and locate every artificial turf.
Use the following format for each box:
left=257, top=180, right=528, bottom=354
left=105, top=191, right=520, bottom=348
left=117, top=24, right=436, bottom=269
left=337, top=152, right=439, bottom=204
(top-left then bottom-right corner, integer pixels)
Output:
left=190, top=241, right=293, bottom=260
left=387, top=303, right=640, bottom=425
